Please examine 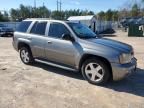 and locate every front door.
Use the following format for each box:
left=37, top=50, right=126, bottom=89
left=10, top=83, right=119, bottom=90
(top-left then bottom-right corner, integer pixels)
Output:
left=45, top=22, right=77, bottom=67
